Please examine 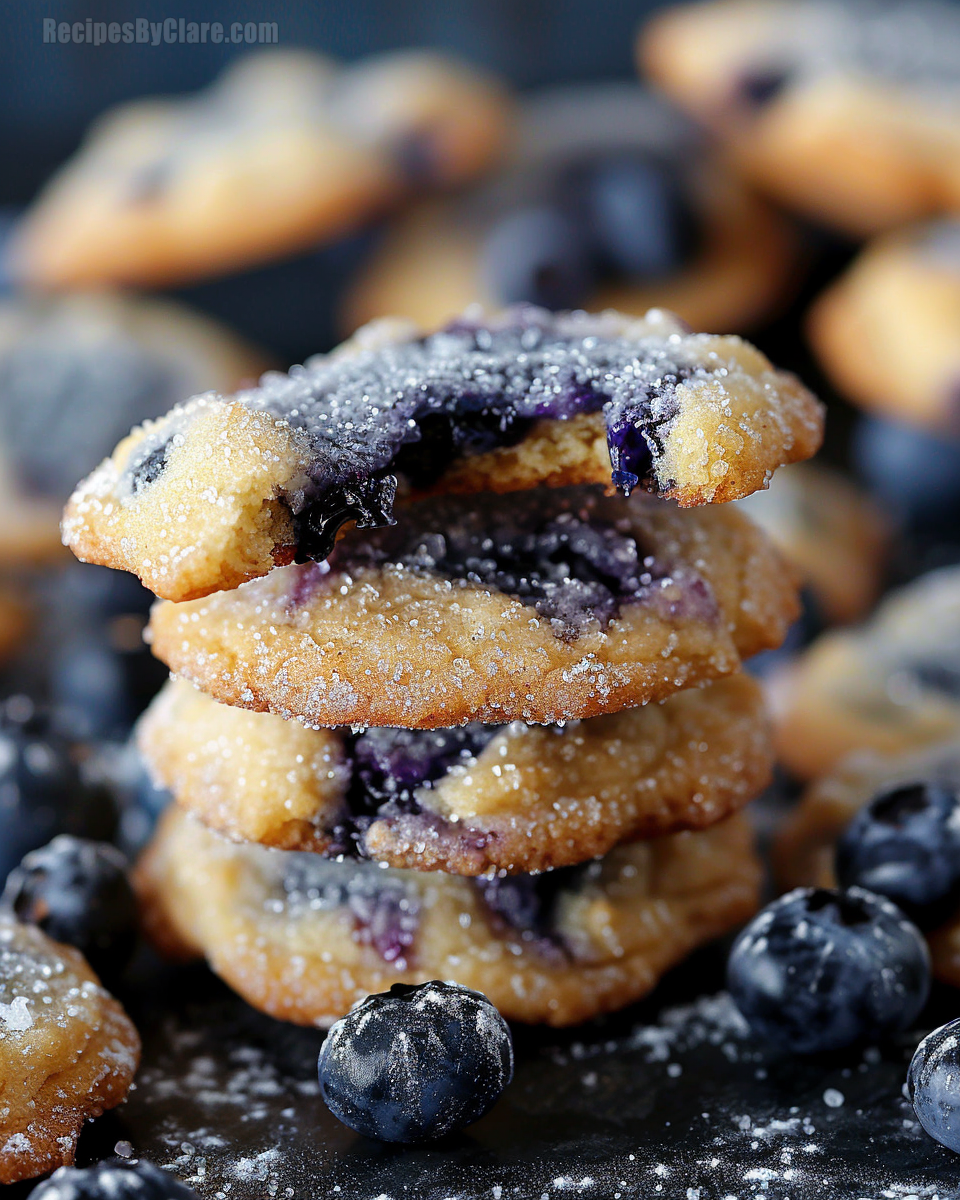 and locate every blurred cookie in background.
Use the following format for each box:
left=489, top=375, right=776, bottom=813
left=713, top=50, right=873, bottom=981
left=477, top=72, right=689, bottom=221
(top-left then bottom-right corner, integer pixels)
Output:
left=640, top=0, right=960, bottom=238
left=343, top=83, right=797, bottom=335
left=0, top=290, right=268, bottom=502
left=7, top=49, right=511, bottom=290
left=770, top=566, right=960, bottom=781
left=809, top=220, right=960, bottom=434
